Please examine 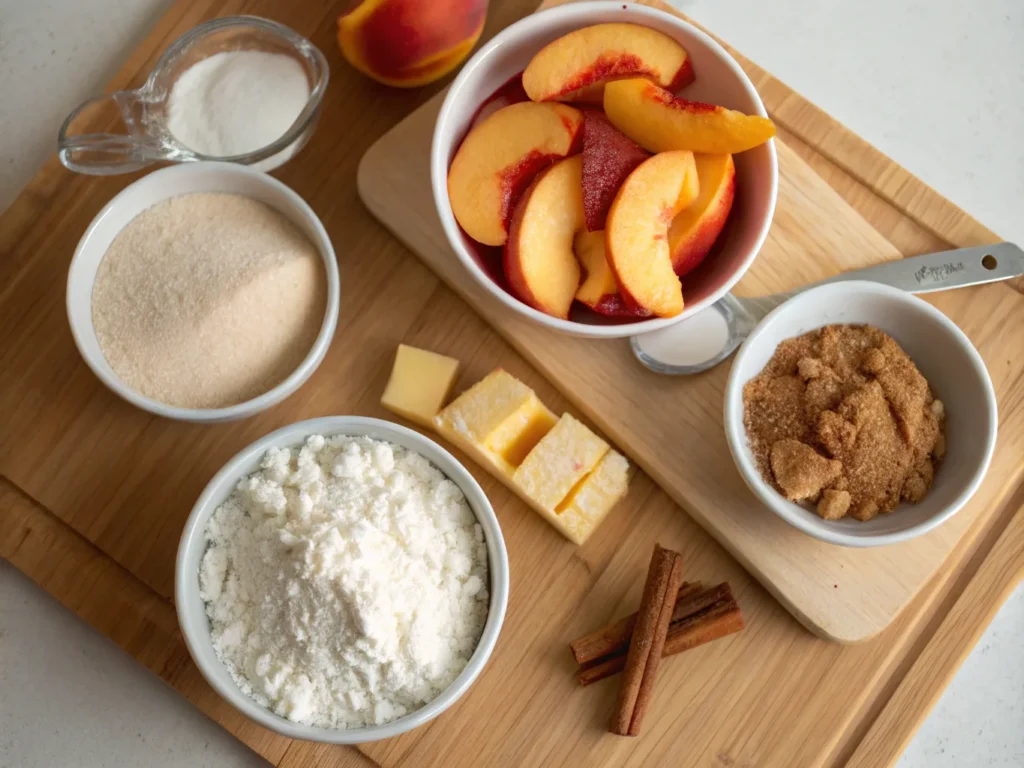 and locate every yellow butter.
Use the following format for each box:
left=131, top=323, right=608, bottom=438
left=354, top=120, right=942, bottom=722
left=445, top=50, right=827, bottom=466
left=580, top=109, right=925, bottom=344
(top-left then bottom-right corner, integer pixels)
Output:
left=380, top=344, right=460, bottom=428
left=556, top=450, right=631, bottom=545
left=435, top=369, right=556, bottom=477
left=431, top=368, right=630, bottom=545
left=513, top=413, right=609, bottom=512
